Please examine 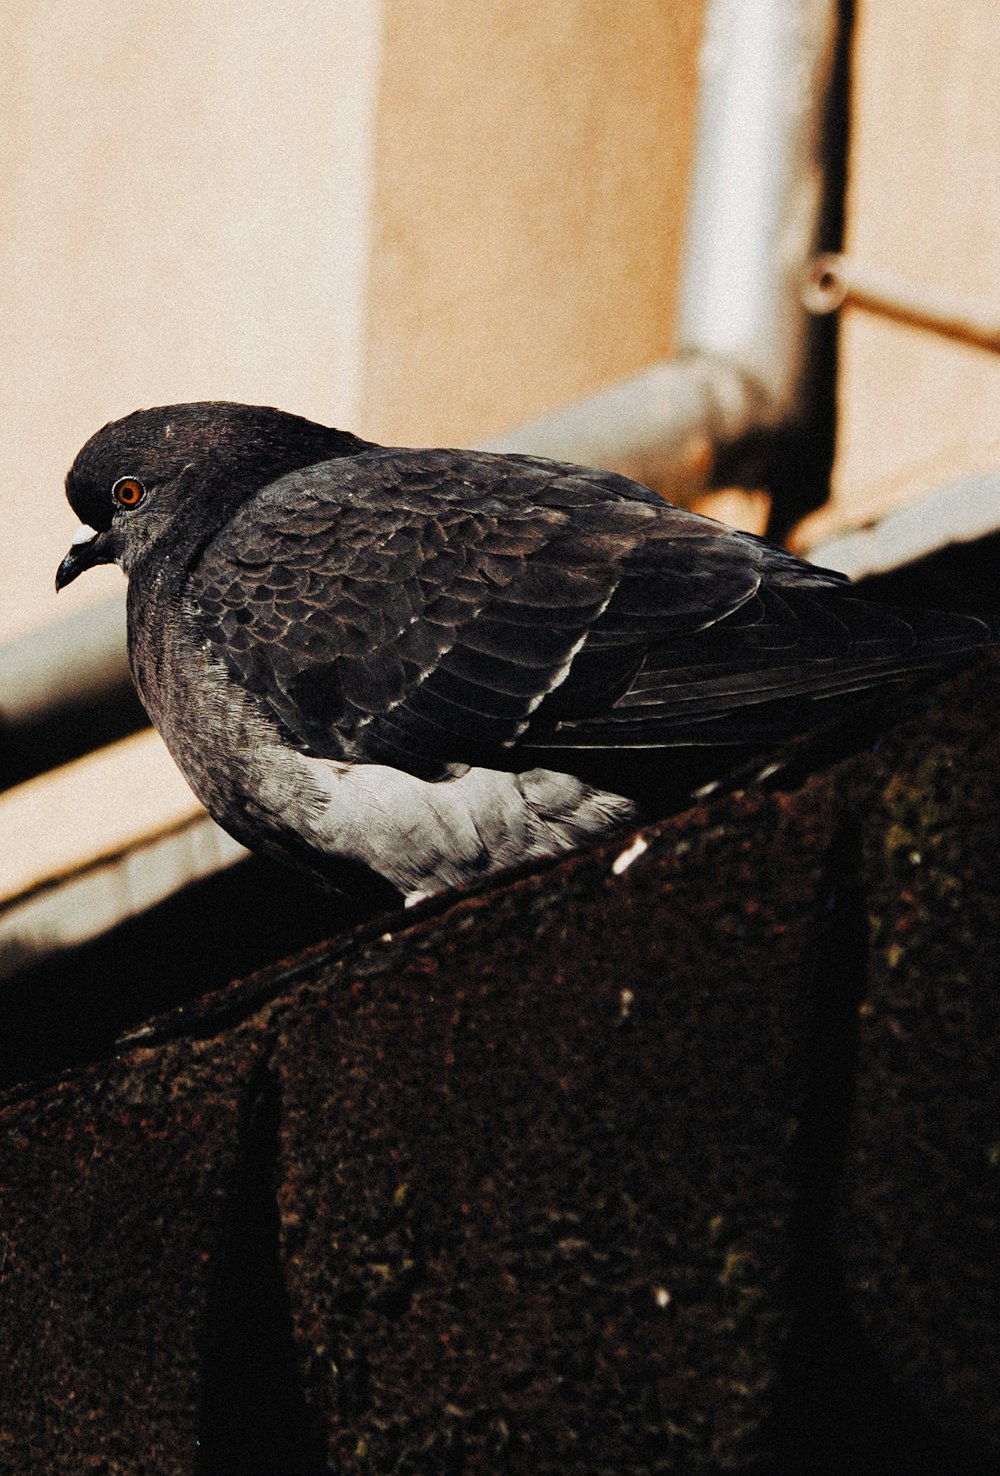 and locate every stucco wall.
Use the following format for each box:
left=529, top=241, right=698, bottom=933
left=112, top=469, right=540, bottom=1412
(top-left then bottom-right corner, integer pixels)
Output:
left=832, top=0, right=1000, bottom=506
left=361, top=0, right=701, bottom=446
